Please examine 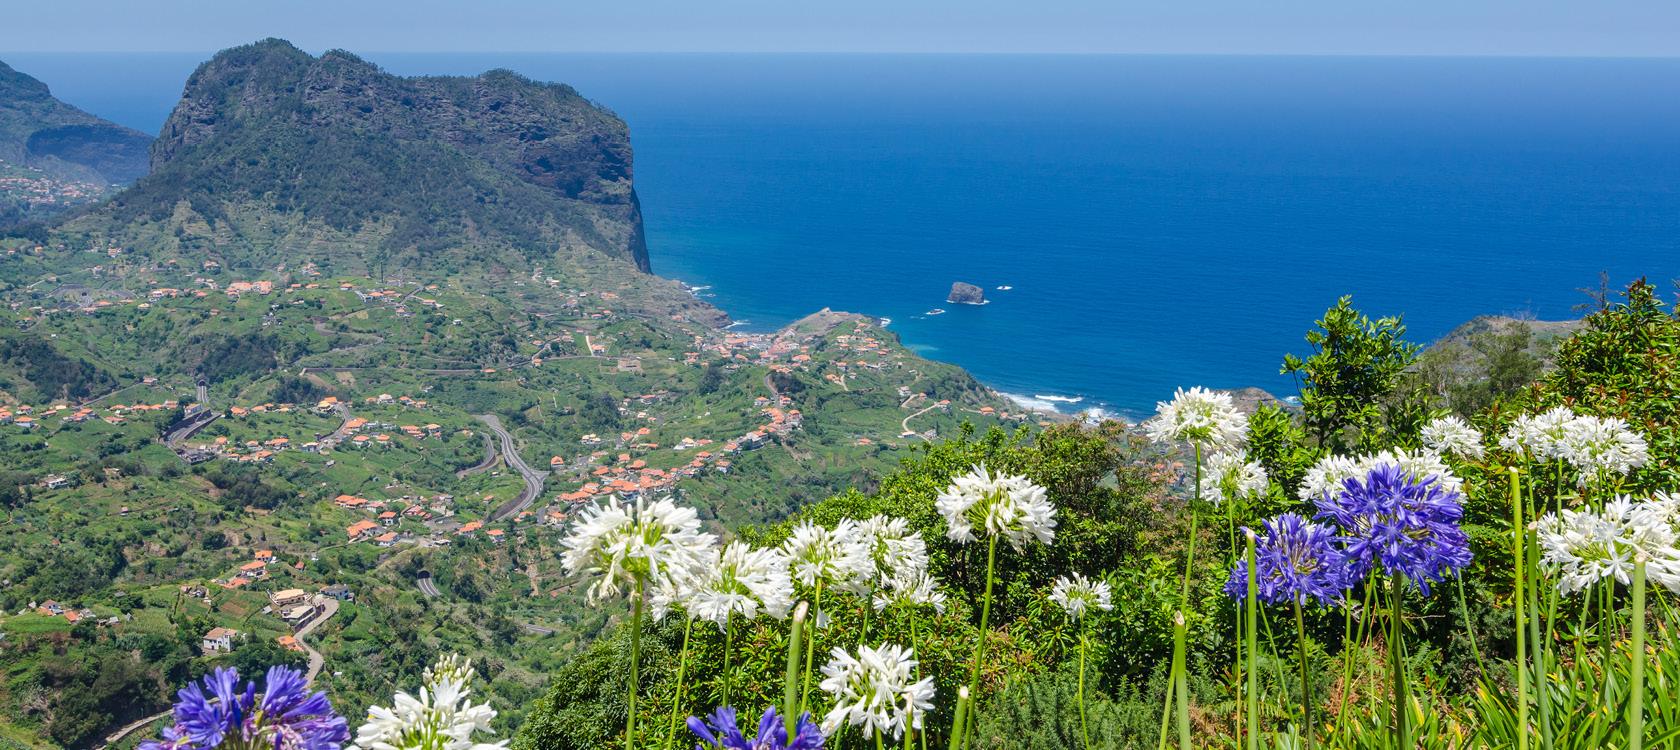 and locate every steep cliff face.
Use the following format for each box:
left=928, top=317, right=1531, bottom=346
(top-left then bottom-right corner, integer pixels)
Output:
left=84, top=39, right=651, bottom=274
left=0, top=58, right=152, bottom=185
